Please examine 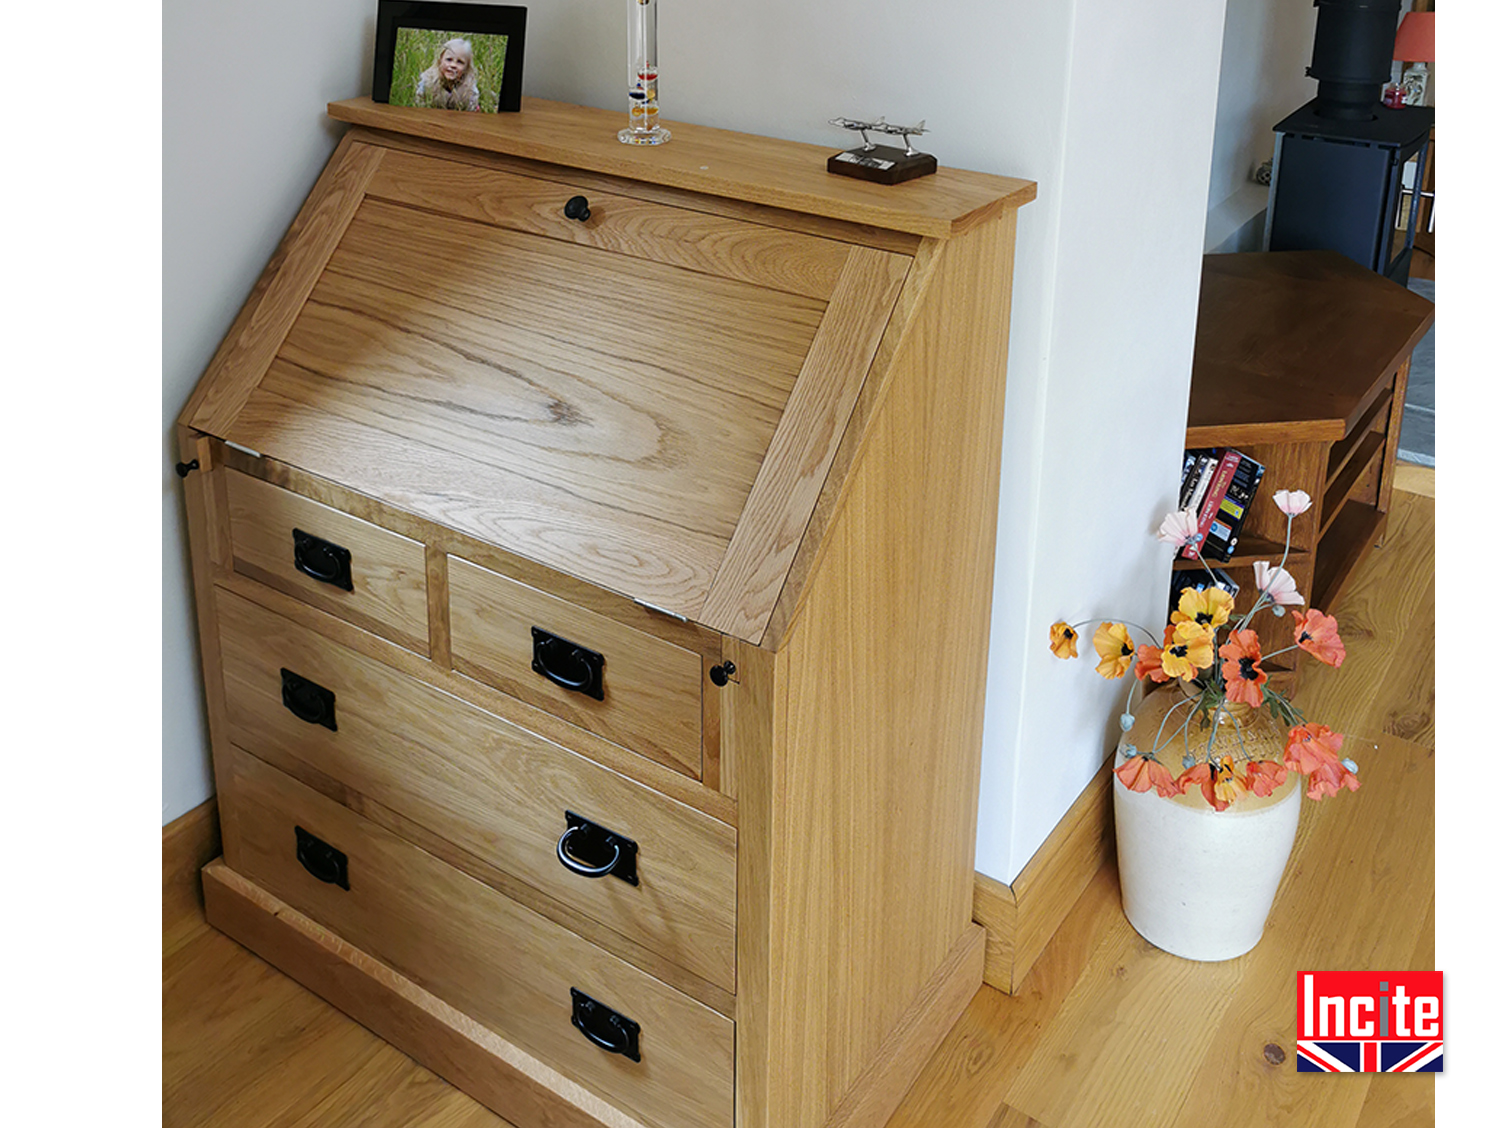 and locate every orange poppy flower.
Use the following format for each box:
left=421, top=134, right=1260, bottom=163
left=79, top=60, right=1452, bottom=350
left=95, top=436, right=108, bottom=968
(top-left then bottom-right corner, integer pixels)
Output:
left=1133, top=644, right=1171, bottom=683
left=1092, top=622, right=1135, bottom=679
left=1172, top=585, right=1234, bottom=630
left=1160, top=620, right=1213, bottom=679
left=1219, top=629, right=1268, bottom=707
left=1243, top=759, right=1288, bottom=797
left=1292, top=609, right=1346, bottom=668
left=1305, top=758, right=1361, bottom=801
left=1176, top=758, right=1246, bottom=812
left=1049, top=621, right=1079, bottom=659
left=1115, top=753, right=1183, bottom=797
left=1282, top=723, right=1344, bottom=776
